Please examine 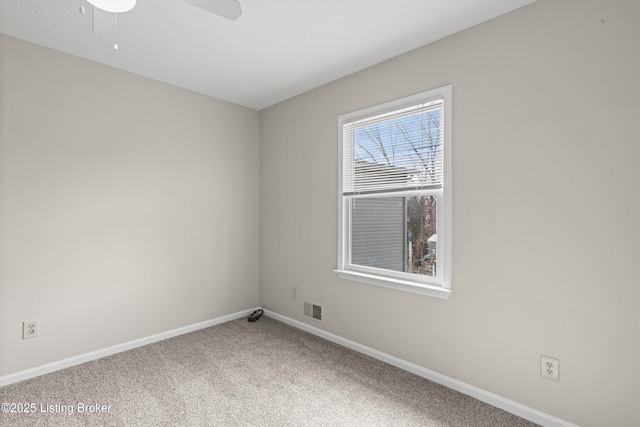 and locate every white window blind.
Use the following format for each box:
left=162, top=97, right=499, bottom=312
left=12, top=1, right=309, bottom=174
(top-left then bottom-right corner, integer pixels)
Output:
left=342, top=99, right=444, bottom=196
